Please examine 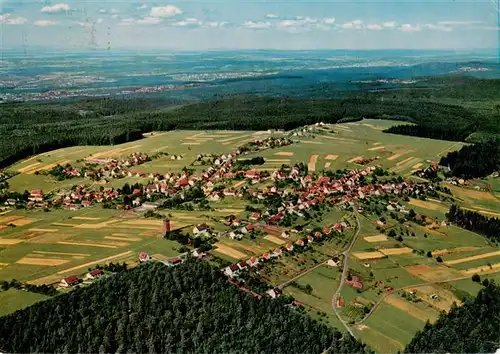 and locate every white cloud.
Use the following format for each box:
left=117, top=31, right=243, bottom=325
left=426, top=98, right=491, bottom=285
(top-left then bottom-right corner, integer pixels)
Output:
left=150, top=5, right=182, bottom=18
left=171, top=18, right=202, bottom=27
left=97, top=18, right=103, bottom=24
left=34, top=19, right=58, bottom=26
left=265, top=13, right=279, bottom=19
left=137, top=16, right=162, bottom=25
left=423, top=23, right=452, bottom=32
left=438, top=20, right=482, bottom=26
left=111, top=14, right=120, bottom=19
left=0, top=13, right=28, bottom=25
left=119, top=18, right=135, bottom=26
left=204, top=21, right=227, bottom=28
left=382, top=21, right=397, bottom=29
left=99, top=9, right=107, bottom=14
left=137, top=4, right=148, bottom=10
left=342, top=20, right=364, bottom=29
left=323, top=18, right=336, bottom=25
left=400, top=23, right=420, bottom=32
left=77, top=21, right=91, bottom=27
left=242, top=20, right=272, bottom=29
left=40, top=3, right=69, bottom=13
left=366, top=24, right=383, bottom=30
